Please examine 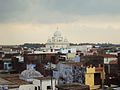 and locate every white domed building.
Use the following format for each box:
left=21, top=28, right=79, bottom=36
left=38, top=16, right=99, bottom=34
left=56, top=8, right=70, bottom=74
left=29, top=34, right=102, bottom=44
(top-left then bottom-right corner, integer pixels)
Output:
left=20, top=69, right=43, bottom=82
left=46, top=31, right=69, bottom=52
